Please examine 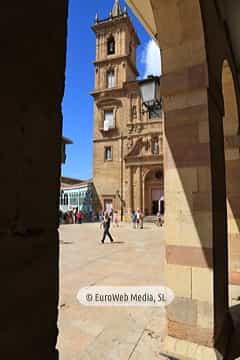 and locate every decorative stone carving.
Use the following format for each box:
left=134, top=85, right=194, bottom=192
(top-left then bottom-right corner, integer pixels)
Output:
left=127, top=136, right=133, bottom=151
left=126, top=134, right=162, bottom=159
left=152, top=137, right=160, bottom=155
left=132, top=123, right=142, bottom=133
